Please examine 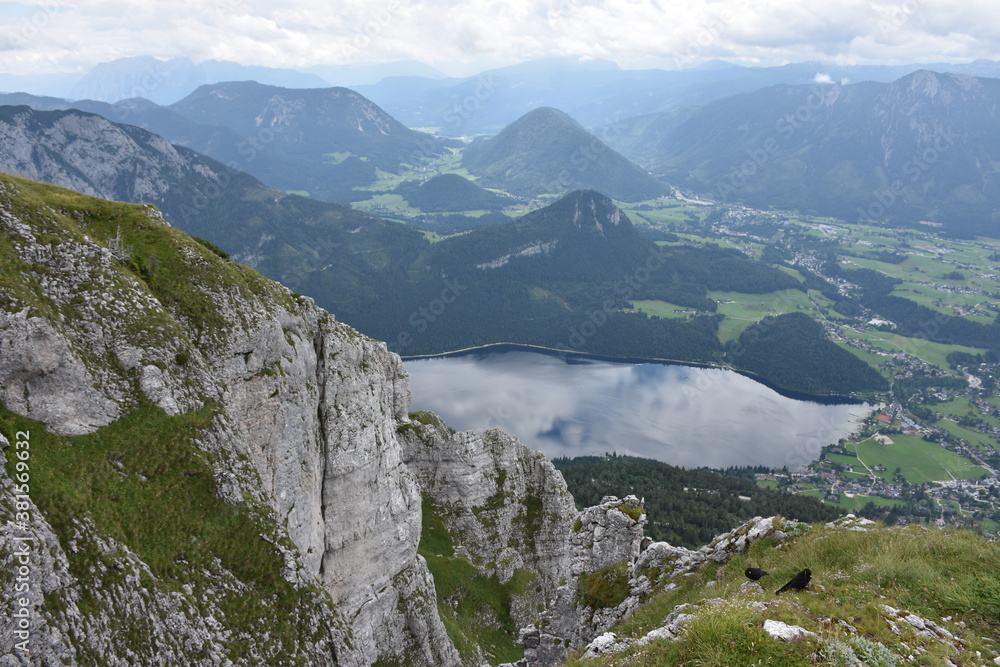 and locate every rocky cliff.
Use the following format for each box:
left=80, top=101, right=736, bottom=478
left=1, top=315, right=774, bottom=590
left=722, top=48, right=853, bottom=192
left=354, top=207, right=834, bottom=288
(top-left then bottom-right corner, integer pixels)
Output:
left=0, top=171, right=464, bottom=665
left=0, top=172, right=653, bottom=666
